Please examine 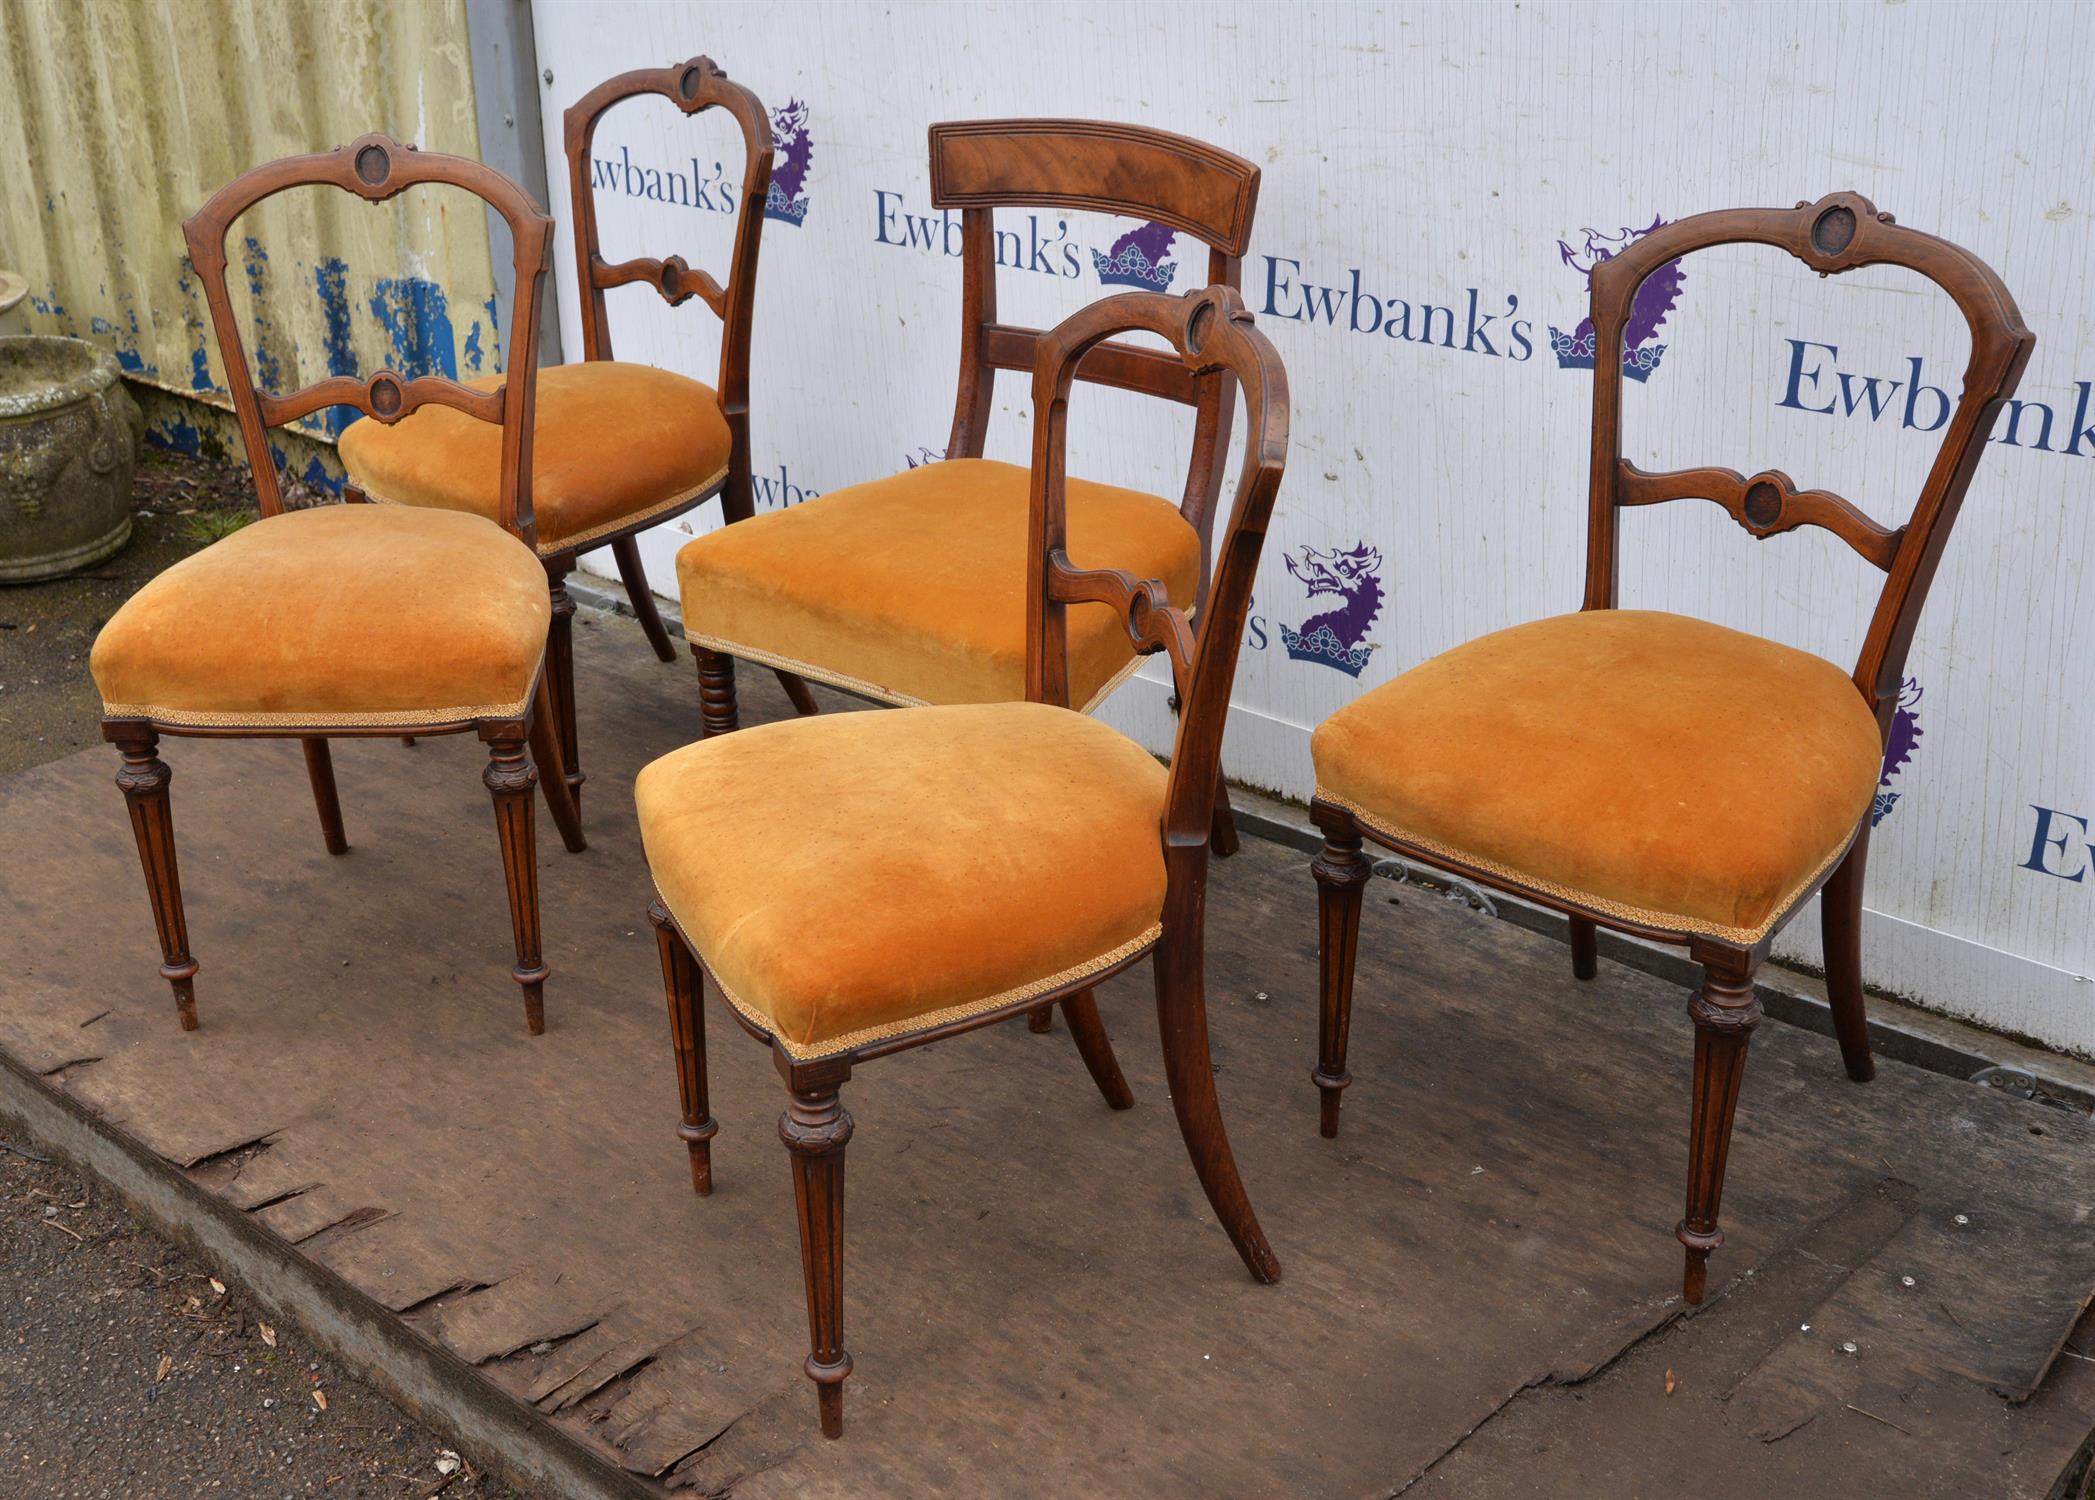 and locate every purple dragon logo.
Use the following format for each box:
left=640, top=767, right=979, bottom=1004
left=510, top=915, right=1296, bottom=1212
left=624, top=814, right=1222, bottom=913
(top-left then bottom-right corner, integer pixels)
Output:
left=1872, top=678, right=1924, bottom=826
left=1280, top=542, right=1383, bottom=677
left=1092, top=221, right=1179, bottom=290
left=765, top=99, right=812, bottom=226
left=1547, top=214, right=1683, bottom=382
